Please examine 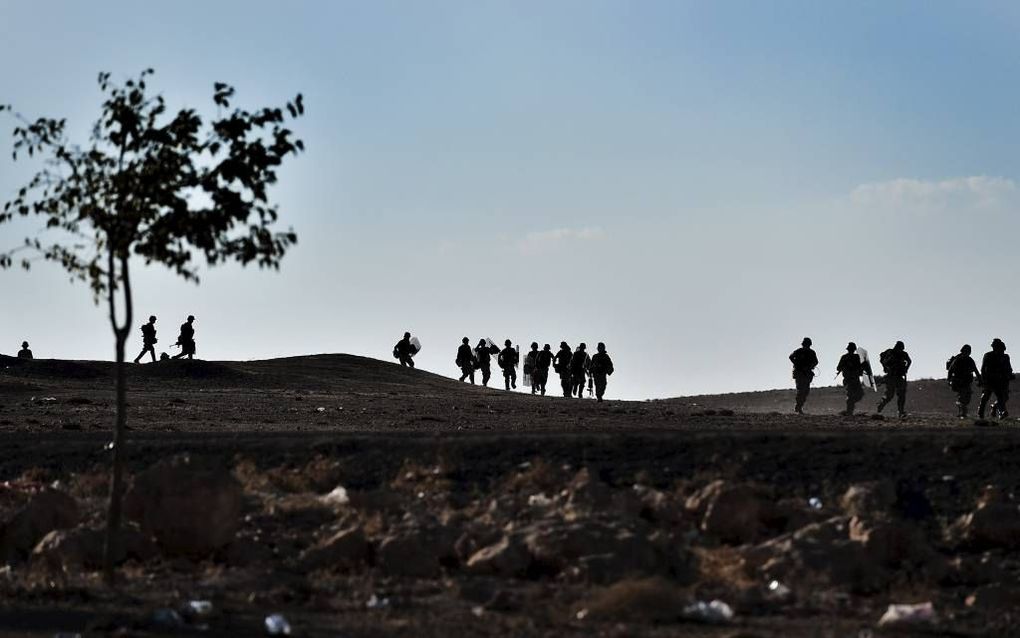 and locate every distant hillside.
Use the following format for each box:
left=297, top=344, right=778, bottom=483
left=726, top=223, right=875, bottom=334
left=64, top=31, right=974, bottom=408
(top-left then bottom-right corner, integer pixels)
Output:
left=672, top=378, right=965, bottom=416
left=0, top=353, right=975, bottom=416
